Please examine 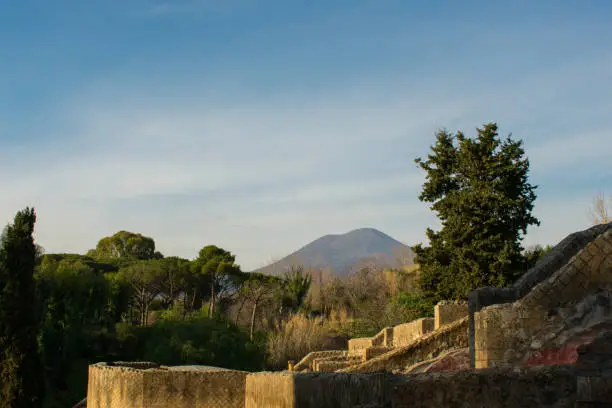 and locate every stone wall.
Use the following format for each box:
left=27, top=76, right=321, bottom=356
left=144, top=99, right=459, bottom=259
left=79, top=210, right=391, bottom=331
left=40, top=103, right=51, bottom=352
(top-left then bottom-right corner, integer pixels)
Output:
left=347, top=337, right=373, bottom=352
left=434, top=300, right=468, bottom=329
left=245, top=372, right=394, bottom=408
left=340, top=316, right=468, bottom=373
left=87, top=364, right=145, bottom=408
left=347, top=299, right=464, bottom=356
left=392, top=365, right=578, bottom=408
left=392, top=318, right=434, bottom=347
left=347, top=327, right=393, bottom=353
left=87, top=363, right=247, bottom=408
left=468, top=222, right=612, bottom=367
left=293, top=350, right=347, bottom=371
left=474, top=229, right=612, bottom=368
left=244, top=366, right=594, bottom=408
